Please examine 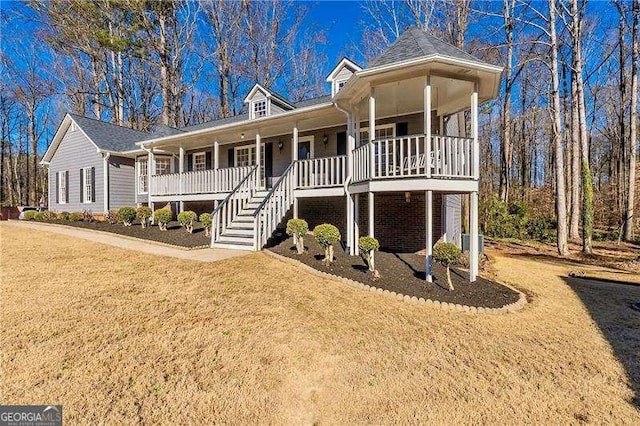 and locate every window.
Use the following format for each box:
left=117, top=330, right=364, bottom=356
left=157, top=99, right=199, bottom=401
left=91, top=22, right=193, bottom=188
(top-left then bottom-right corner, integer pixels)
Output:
left=58, top=171, right=67, bottom=204
left=137, top=159, right=148, bottom=194
left=337, top=79, right=348, bottom=91
left=235, top=144, right=266, bottom=183
left=82, top=167, right=94, bottom=203
left=193, top=152, right=206, bottom=172
left=359, top=124, right=395, bottom=145
left=155, top=157, right=171, bottom=175
left=253, top=100, right=267, bottom=118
